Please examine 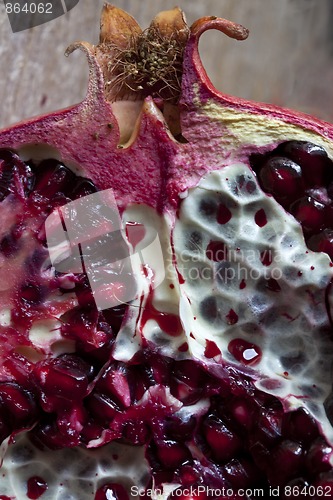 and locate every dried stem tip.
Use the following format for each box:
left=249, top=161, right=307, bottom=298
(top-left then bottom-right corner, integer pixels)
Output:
left=98, top=4, right=190, bottom=102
